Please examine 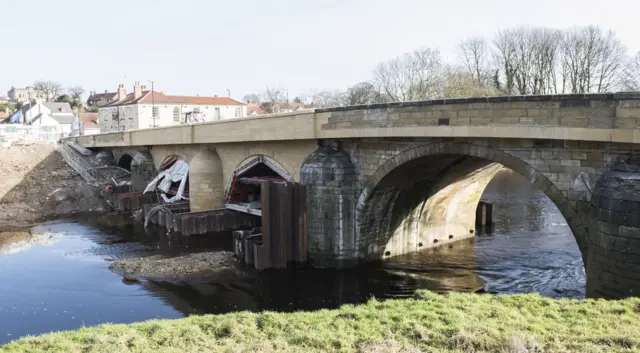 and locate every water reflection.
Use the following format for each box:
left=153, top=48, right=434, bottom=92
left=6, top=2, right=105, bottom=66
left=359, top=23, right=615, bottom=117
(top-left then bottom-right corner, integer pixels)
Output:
left=0, top=170, right=585, bottom=343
